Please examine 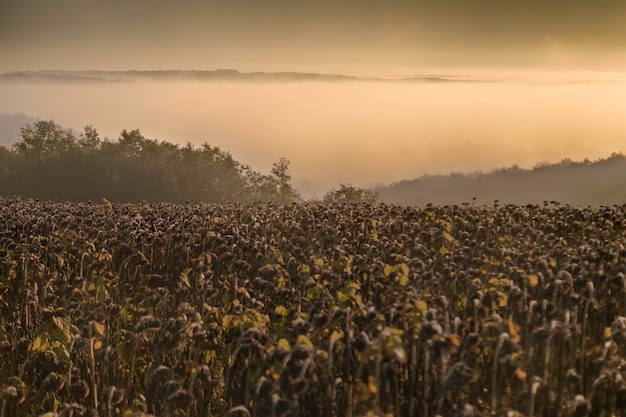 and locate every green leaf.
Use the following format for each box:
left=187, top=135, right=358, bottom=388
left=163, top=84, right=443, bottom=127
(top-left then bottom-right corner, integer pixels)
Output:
left=360, top=345, right=381, bottom=363
left=49, top=326, right=71, bottom=344
left=116, top=341, right=133, bottom=362
left=52, top=345, right=70, bottom=364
